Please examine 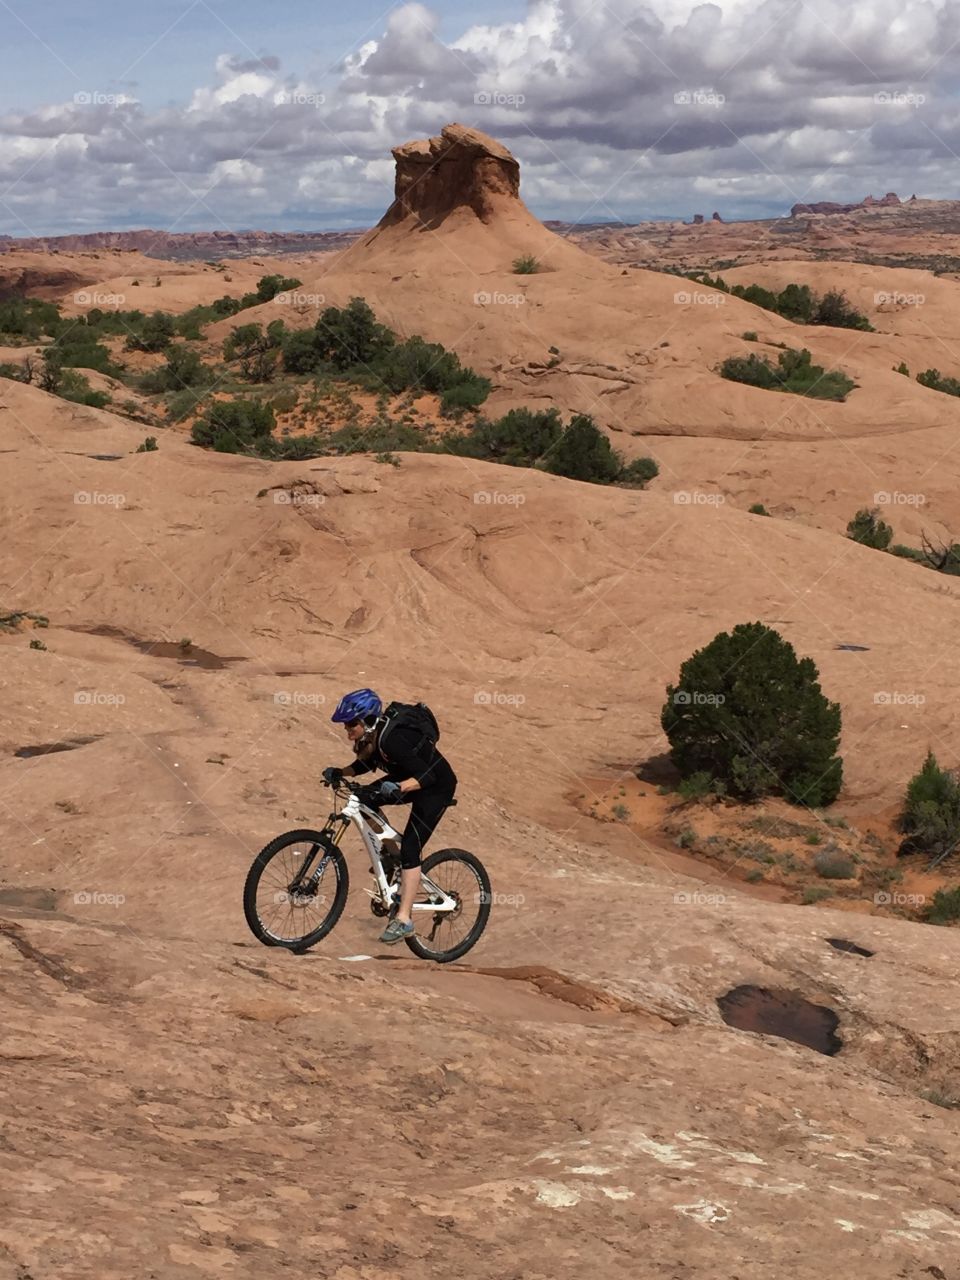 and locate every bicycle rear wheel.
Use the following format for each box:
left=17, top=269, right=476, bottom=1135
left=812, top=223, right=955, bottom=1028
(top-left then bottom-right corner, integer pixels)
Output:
left=243, top=829, right=349, bottom=949
left=405, top=848, right=491, bottom=963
